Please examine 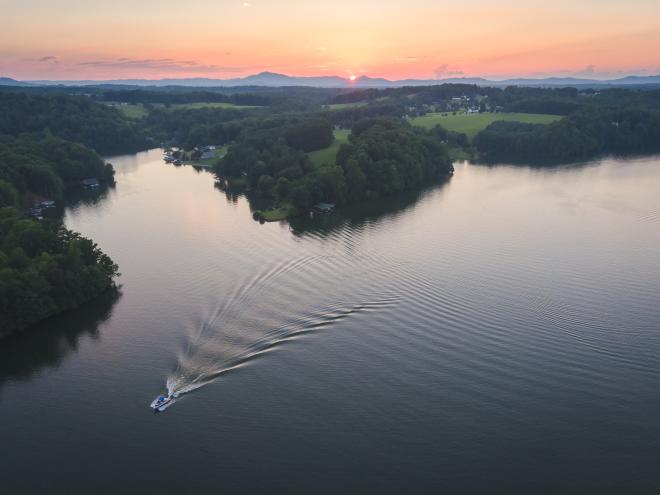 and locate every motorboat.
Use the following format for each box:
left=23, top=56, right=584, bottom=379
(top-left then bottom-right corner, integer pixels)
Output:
left=150, top=394, right=175, bottom=412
